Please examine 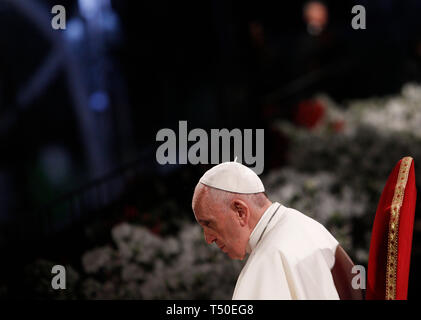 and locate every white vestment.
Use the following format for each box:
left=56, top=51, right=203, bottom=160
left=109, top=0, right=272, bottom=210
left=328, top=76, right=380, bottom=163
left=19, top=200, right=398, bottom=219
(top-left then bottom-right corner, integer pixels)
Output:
left=232, top=202, right=340, bottom=300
